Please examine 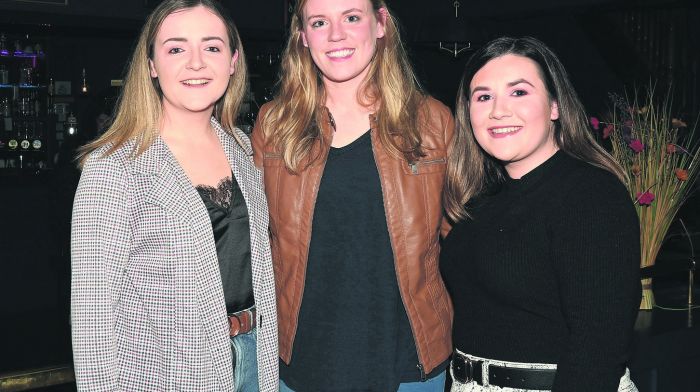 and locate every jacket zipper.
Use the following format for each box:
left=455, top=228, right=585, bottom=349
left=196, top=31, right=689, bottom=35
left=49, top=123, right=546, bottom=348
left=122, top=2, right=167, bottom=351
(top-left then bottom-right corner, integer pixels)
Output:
left=409, top=157, right=446, bottom=174
left=371, top=131, right=427, bottom=381
left=417, top=363, right=426, bottom=381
